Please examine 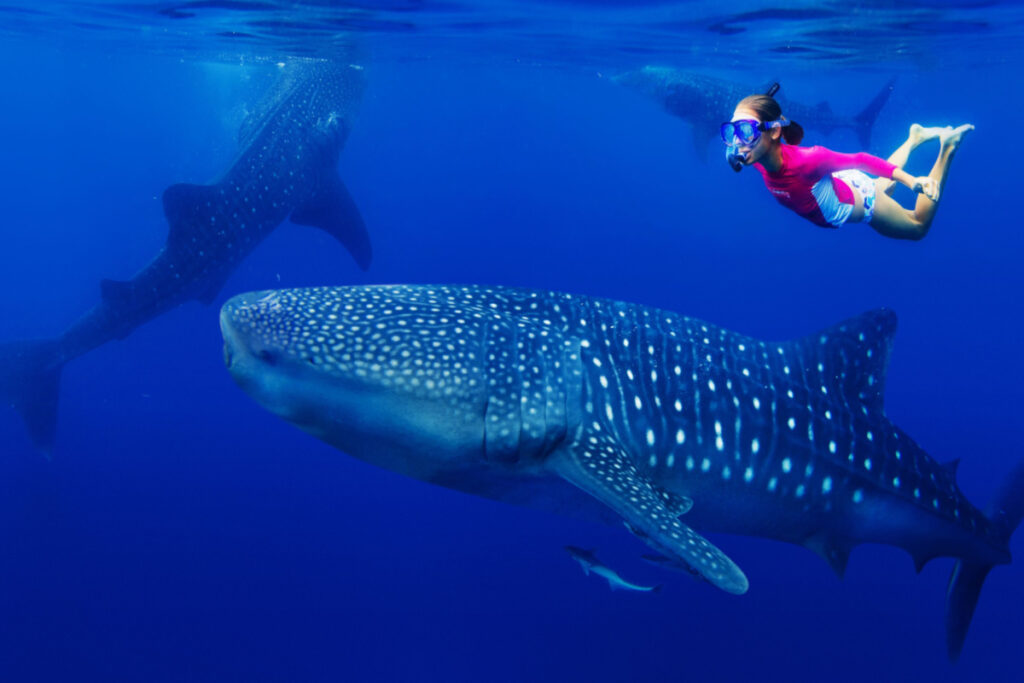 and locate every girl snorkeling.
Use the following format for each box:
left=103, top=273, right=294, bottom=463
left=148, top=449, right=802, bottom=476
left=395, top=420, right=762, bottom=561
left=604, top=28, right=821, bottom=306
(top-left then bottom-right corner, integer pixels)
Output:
left=723, top=92, right=972, bottom=240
